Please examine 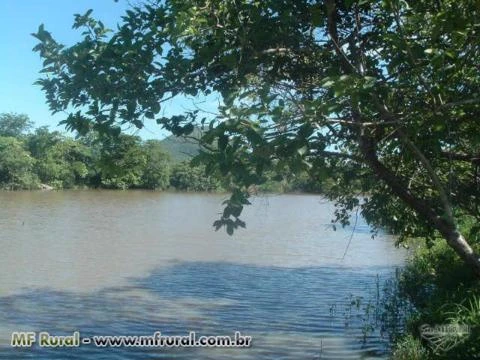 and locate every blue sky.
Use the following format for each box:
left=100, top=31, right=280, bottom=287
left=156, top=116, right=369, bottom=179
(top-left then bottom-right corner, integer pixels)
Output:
left=0, top=0, right=216, bottom=139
